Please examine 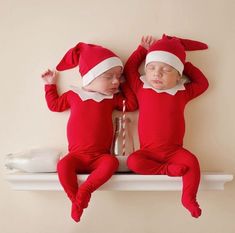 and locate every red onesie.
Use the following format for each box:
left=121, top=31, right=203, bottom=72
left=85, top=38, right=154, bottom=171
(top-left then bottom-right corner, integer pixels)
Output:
left=124, top=45, right=209, bottom=218
left=44, top=83, right=137, bottom=221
